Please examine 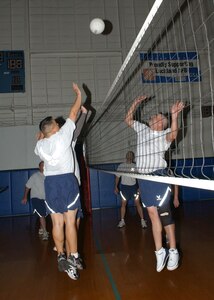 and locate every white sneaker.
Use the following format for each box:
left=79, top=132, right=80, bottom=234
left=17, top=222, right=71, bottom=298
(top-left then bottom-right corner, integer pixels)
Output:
left=39, top=228, right=49, bottom=236
left=42, top=231, right=49, bottom=241
left=155, top=247, right=168, bottom=272
left=38, top=228, right=44, bottom=235
left=167, top=248, right=179, bottom=271
left=117, top=219, right=125, bottom=228
left=141, top=219, right=147, bottom=229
